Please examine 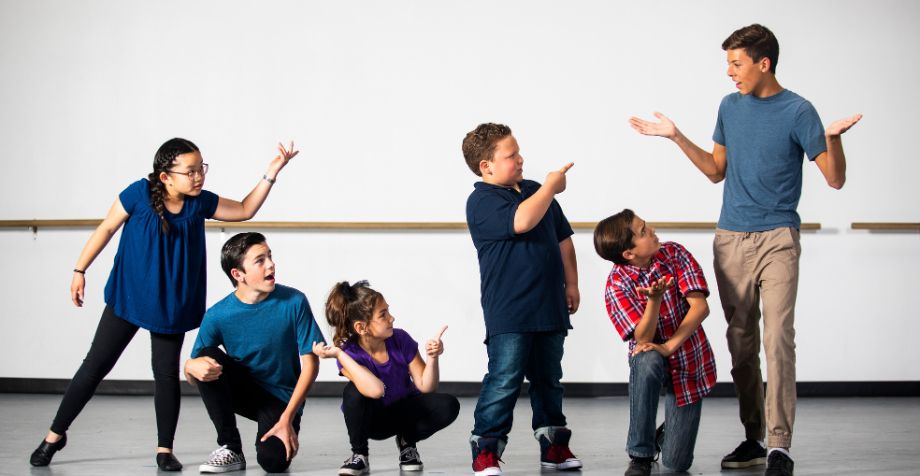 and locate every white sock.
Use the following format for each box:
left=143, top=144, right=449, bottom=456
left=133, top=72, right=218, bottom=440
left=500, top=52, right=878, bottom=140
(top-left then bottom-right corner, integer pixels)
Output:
left=757, top=440, right=766, bottom=449
left=769, top=447, right=791, bottom=459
